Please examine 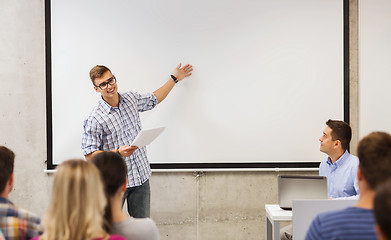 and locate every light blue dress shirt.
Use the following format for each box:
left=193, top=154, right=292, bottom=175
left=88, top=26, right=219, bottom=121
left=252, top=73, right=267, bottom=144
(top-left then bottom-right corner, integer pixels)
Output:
left=319, top=150, right=359, bottom=199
